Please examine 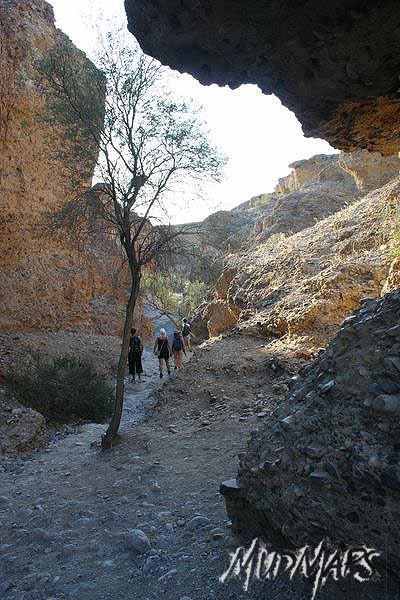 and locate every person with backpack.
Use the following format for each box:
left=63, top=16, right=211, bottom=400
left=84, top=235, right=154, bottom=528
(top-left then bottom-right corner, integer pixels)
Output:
left=128, top=328, right=143, bottom=382
left=172, top=331, right=186, bottom=369
left=153, top=328, right=171, bottom=378
left=182, top=318, right=191, bottom=351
